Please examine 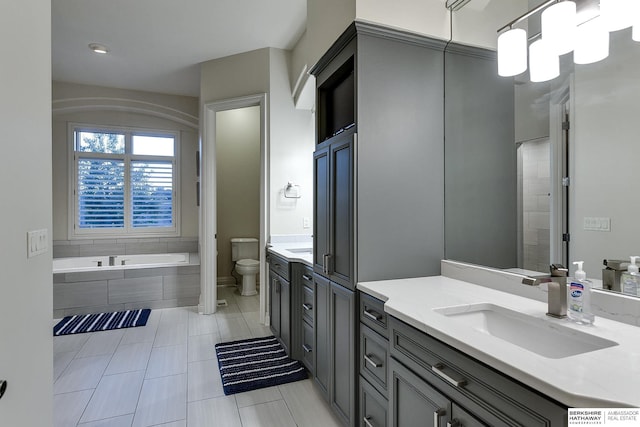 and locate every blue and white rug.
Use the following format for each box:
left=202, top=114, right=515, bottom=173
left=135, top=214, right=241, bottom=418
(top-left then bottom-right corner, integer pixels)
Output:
left=215, top=336, right=307, bottom=395
left=53, top=309, right=151, bottom=336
